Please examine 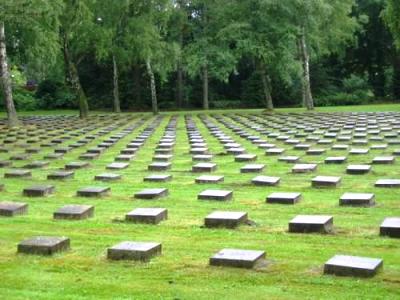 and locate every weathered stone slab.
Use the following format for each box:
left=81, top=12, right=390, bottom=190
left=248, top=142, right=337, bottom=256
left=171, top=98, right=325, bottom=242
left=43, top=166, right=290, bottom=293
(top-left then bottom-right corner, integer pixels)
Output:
left=47, top=170, right=74, bottom=180
left=18, top=236, right=70, bottom=255
left=65, top=162, right=89, bottom=170
left=79, top=153, right=99, bottom=160
left=278, top=156, right=299, bottom=163
left=325, top=157, right=347, bottom=164
left=195, top=175, right=224, bottom=184
left=148, top=162, right=171, bottom=171
left=198, top=189, right=233, bottom=201
left=324, top=255, right=383, bottom=277
left=126, top=208, right=167, bottom=224
left=115, top=154, right=135, bottom=161
left=380, top=217, right=400, bottom=238
left=192, top=163, right=217, bottom=172
left=77, top=186, right=110, bottom=197
left=23, top=185, right=55, bottom=197
left=346, top=164, right=371, bottom=175
left=234, top=154, right=257, bottom=162
left=0, top=160, right=12, bottom=168
left=192, top=154, right=213, bottom=162
left=0, top=202, right=28, bottom=217
left=210, top=248, right=265, bottom=269
left=292, top=164, right=317, bottom=173
left=312, top=176, right=341, bottom=188
left=143, top=174, right=172, bottom=182
left=107, top=162, right=129, bottom=170
left=372, top=156, right=395, bottom=164
left=23, top=161, right=49, bottom=169
left=4, top=169, right=31, bottom=178
left=205, top=211, right=248, bottom=228
left=339, top=193, right=375, bottom=206
left=289, top=215, right=333, bottom=233
left=134, top=188, right=168, bottom=199
left=375, top=179, right=400, bottom=188
left=266, top=192, right=301, bottom=204
left=95, top=173, right=121, bottom=181
left=54, top=205, right=94, bottom=220
left=107, top=241, right=161, bottom=261
left=240, top=164, right=265, bottom=173
left=265, top=148, right=285, bottom=155
left=251, top=176, right=280, bottom=186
